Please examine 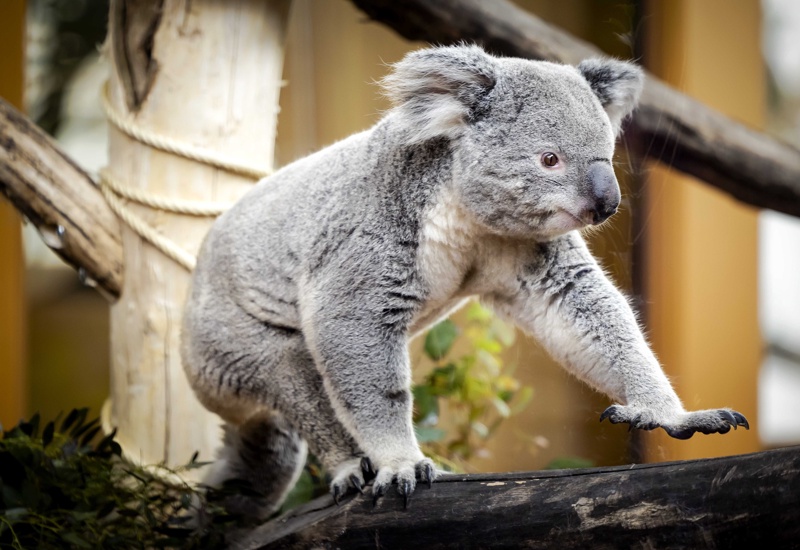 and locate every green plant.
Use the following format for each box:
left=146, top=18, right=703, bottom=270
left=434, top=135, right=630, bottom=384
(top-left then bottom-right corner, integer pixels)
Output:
left=0, top=410, right=254, bottom=549
left=413, top=302, right=533, bottom=470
